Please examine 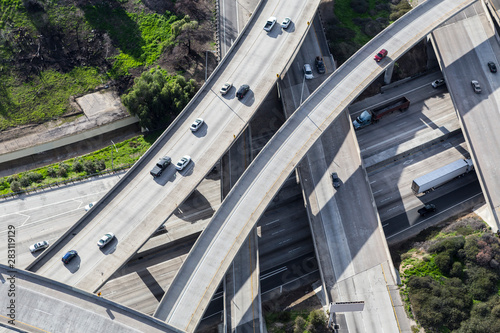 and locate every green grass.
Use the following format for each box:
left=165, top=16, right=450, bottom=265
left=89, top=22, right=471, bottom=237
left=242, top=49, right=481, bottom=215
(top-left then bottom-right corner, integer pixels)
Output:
left=0, top=131, right=162, bottom=196
left=1, top=67, right=105, bottom=129
left=0, top=0, right=182, bottom=129
left=334, top=0, right=390, bottom=45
